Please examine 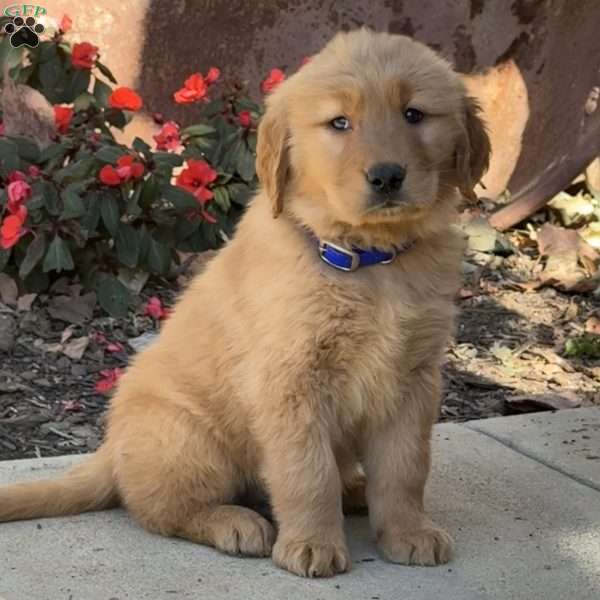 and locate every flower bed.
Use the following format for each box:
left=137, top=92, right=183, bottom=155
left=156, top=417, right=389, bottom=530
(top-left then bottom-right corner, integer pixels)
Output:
left=0, top=15, right=290, bottom=316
